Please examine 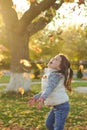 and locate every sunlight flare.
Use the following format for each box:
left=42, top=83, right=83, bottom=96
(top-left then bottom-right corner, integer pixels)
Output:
left=12, top=0, right=29, bottom=13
